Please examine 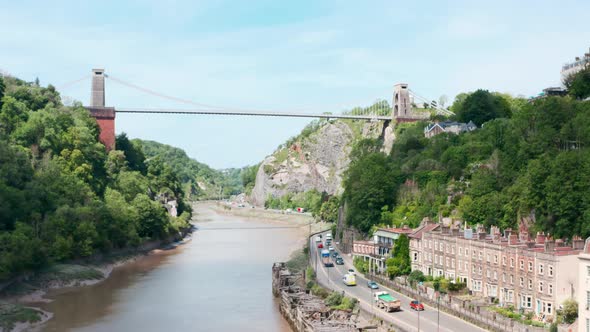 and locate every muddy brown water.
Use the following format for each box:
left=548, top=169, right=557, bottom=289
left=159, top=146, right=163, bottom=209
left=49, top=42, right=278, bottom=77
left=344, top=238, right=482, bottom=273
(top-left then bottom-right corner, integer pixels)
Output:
left=37, top=203, right=304, bottom=332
